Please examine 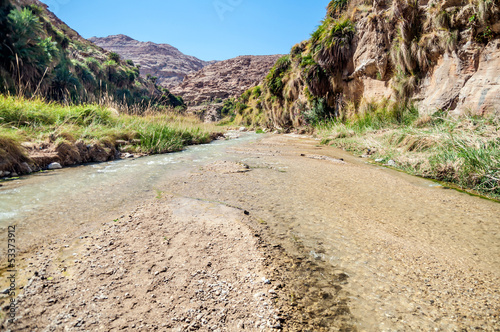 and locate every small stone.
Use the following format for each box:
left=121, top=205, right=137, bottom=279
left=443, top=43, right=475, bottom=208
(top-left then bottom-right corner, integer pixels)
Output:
left=386, top=160, right=397, bottom=167
left=375, top=158, right=384, bottom=162
left=239, top=127, right=246, bottom=132
left=11, top=172, right=18, bottom=177
left=48, top=163, right=62, bottom=170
